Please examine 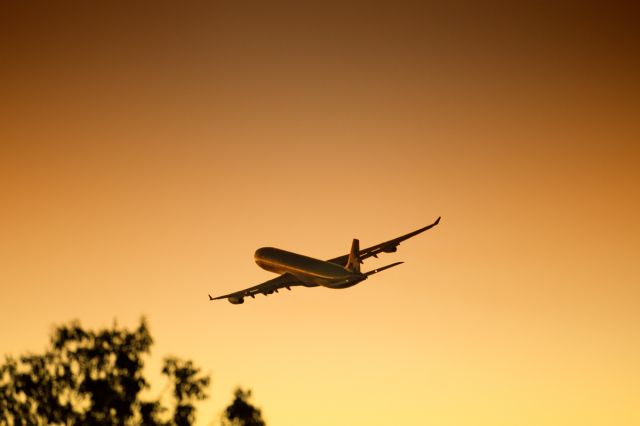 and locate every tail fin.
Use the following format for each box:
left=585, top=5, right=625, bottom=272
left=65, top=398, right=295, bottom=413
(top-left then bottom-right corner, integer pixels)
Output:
left=345, top=239, right=361, bottom=273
